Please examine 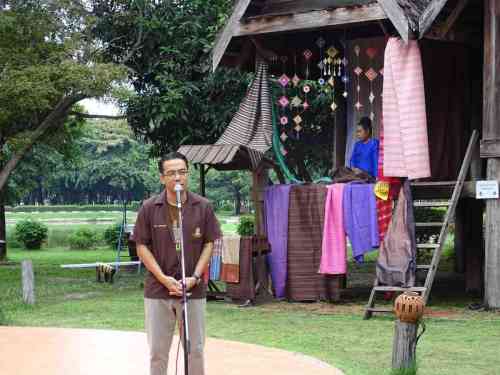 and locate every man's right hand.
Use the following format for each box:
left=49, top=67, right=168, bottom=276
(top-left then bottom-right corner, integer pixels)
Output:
left=161, top=275, right=182, bottom=296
